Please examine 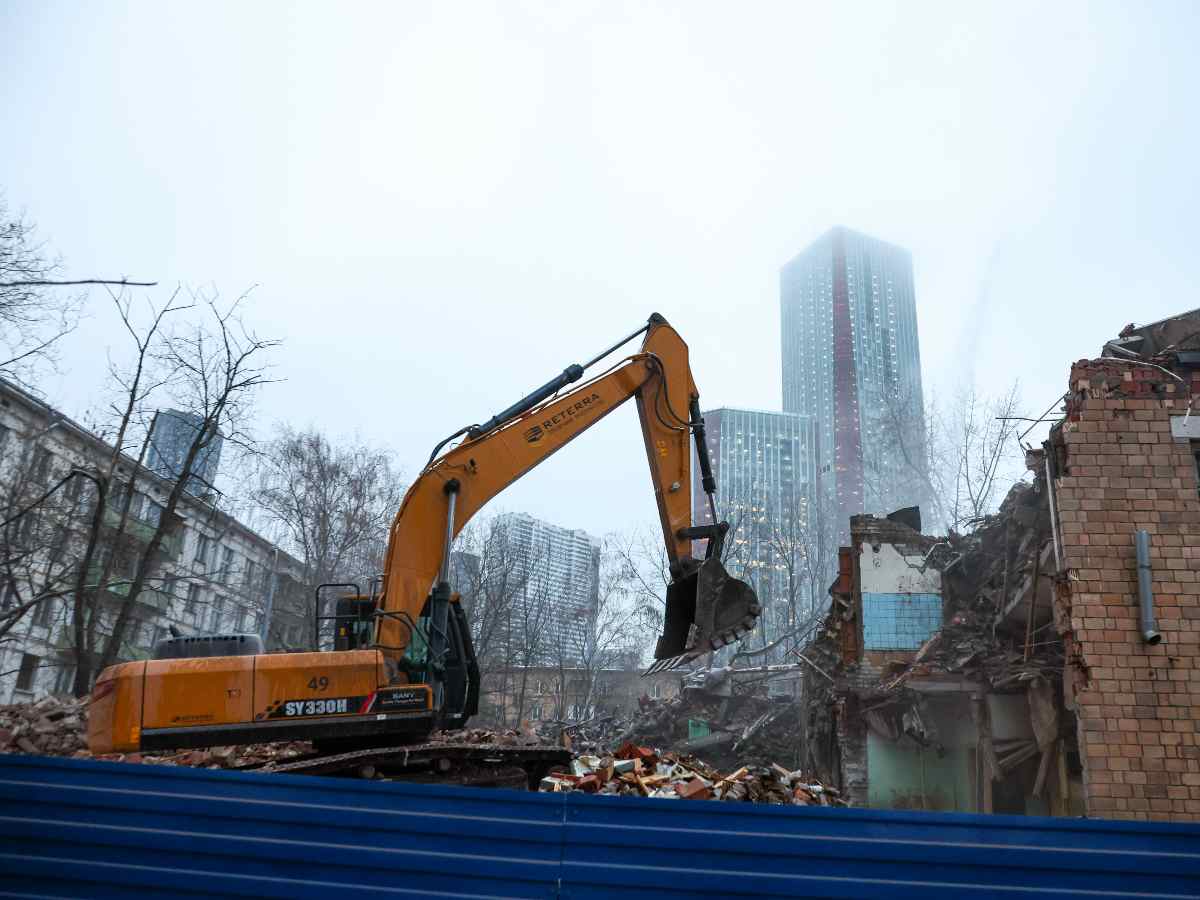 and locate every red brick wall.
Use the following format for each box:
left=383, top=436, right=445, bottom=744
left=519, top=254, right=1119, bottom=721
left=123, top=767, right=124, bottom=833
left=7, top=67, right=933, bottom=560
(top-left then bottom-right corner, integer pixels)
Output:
left=1054, top=361, right=1200, bottom=822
